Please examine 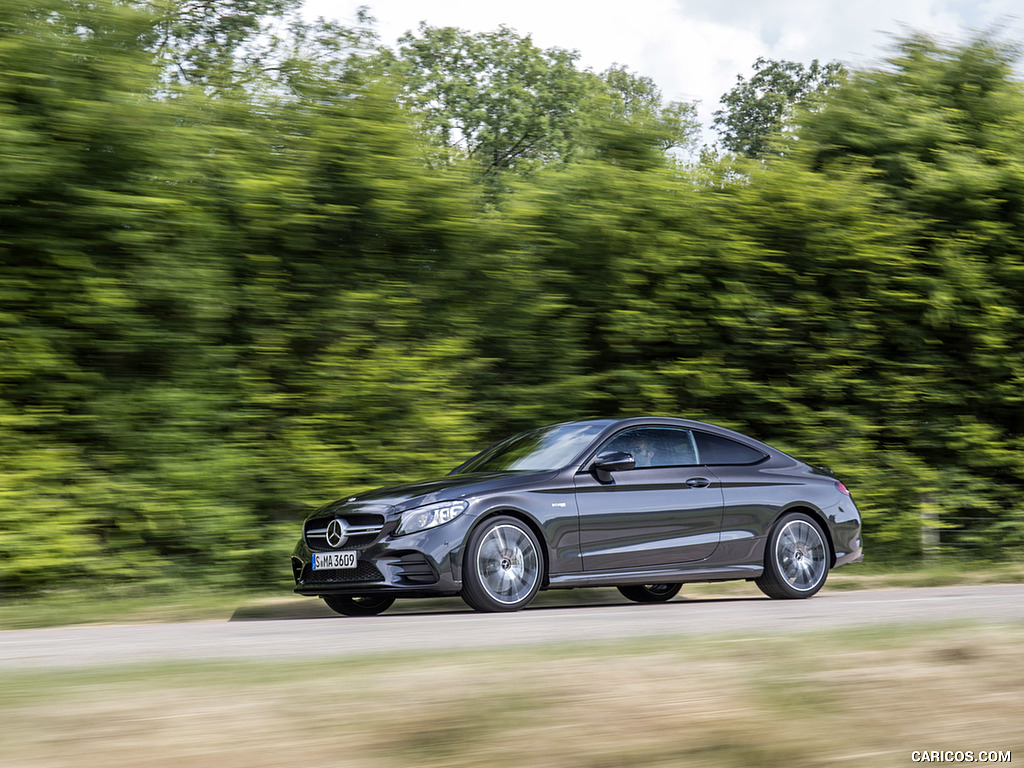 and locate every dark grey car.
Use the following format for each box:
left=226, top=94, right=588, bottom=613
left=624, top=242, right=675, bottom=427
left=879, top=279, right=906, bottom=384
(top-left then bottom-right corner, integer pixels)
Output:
left=291, top=417, right=862, bottom=615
